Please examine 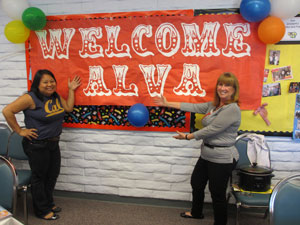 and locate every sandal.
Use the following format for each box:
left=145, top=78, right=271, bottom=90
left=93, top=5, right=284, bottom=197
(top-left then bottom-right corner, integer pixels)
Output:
left=180, top=212, right=204, bottom=219
left=52, top=206, right=62, bottom=213
left=39, top=212, right=60, bottom=220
